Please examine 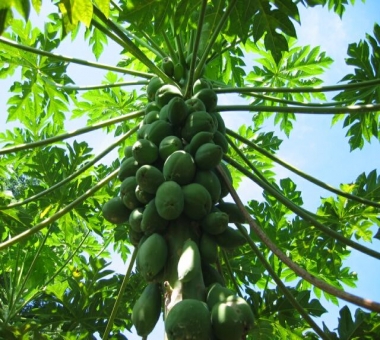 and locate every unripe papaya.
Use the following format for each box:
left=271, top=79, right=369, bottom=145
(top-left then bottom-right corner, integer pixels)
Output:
left=182, top=183, right=212, bottom=220
left=213, top=112, right=226, bottom=134
left=129, top=207, right=144, bottom=232
left=165, top=299, right=212, bottom=340
left=215, top=202, right=246, bottom=224
left=195, top=143, right=223, bottom=170
left=177, top=239, right=201, bottom=282
left=193, top=170, right=221, bottom=205
left=185, top=97, right=206, bottom=113
left=128, top=228, right=144, bottom=246
left=211, top=301, right=244, bottom=340
left=193, top=78, right=212, bottom=95
left=135, top=164, right=165, bottom=194
left=136, top=233, right=168, bottom=281
left=147, top=76, right=165, bottom=102
left=163, top=150, right=196, bottom=185
left=202, top=262, right=225, bottom=287
left=184, top=131, right=214, bottom=156
left=214, top=226, right=247, bottom=249
left=159, top=104, right=170, bottom=121
left=225, top=295, right=255, bottom=334
left=214, top=162, right=233, bottom=198
left=120, top=176, right=141, bottom=210
left=137, top=123, right=151, bottom=140
left=145, top=119, right=173, bottom=147
left=181, top=111, right=216, bottom=143
left=155, top=84, right=183, bottom=108
left=144, top=110, right=160, bottom=124
left=167, top=96, right=189, bottom=126
left=213, top=130, right=229, bottom=153
left=140, top=199, right=169, bottom=235
left=159, top=135, right=183, bottom=161
left=155, top=181, right=184, bottom=220
left=206, top=283, right=235, bottom=310
left=123, top=145, right=133, bottom=158
left=118, top=157, right=139, bottom=181
left=102, top=197, right=131, bottom=224
left=173, top=62, right=185, bottom=81
left=193, top=88, right=218, bottom=112
left=132, top=139, right=159, bottom=165
left=199, top=233, right=218, bottom=264
left=201, top=211, right=229, bottom=235
left=145, top=101, right=161, bottom=114
left=135, top=185, right=155, bottom=204
left=132, top=283, right=162, bottom=337
left=162, top=57, right=174, bottom=77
